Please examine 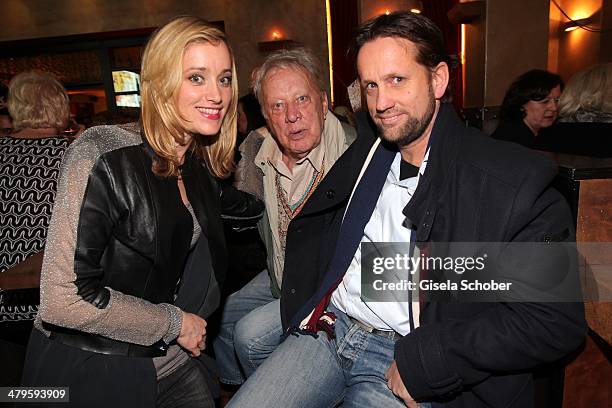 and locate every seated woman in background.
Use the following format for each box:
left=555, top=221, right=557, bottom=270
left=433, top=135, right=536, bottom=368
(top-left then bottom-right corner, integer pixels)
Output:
left=0, top=71, right=72, bottom=275
left=224, top=92, right=268, bottom=294
left=558, top=63, right=612, bottom=123
left=492, top=69, right=563, bottom=148
left=21, top=16, right=261, bottom=408
left=236, top=93, right=266, bottom=148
